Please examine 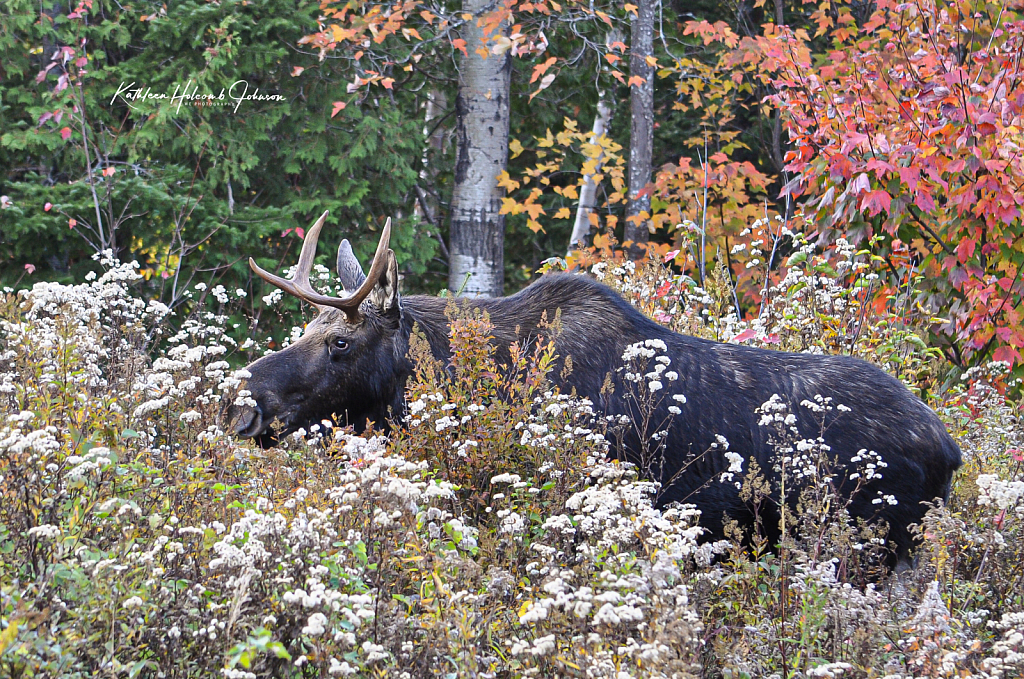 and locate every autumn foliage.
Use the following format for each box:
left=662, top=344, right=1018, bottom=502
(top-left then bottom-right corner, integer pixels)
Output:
left=495, top=0, right=1024, bottom=372
left=766, top=0, right=1024, bottom=369
left=673, top=0, right=1024, bottom=369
